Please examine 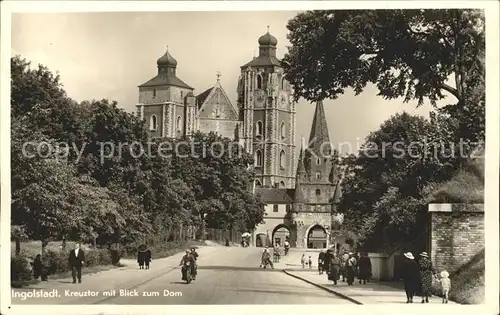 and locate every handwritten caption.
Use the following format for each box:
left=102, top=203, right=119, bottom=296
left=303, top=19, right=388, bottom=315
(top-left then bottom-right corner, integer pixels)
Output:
left=12, top=289, right=182, bottom=300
